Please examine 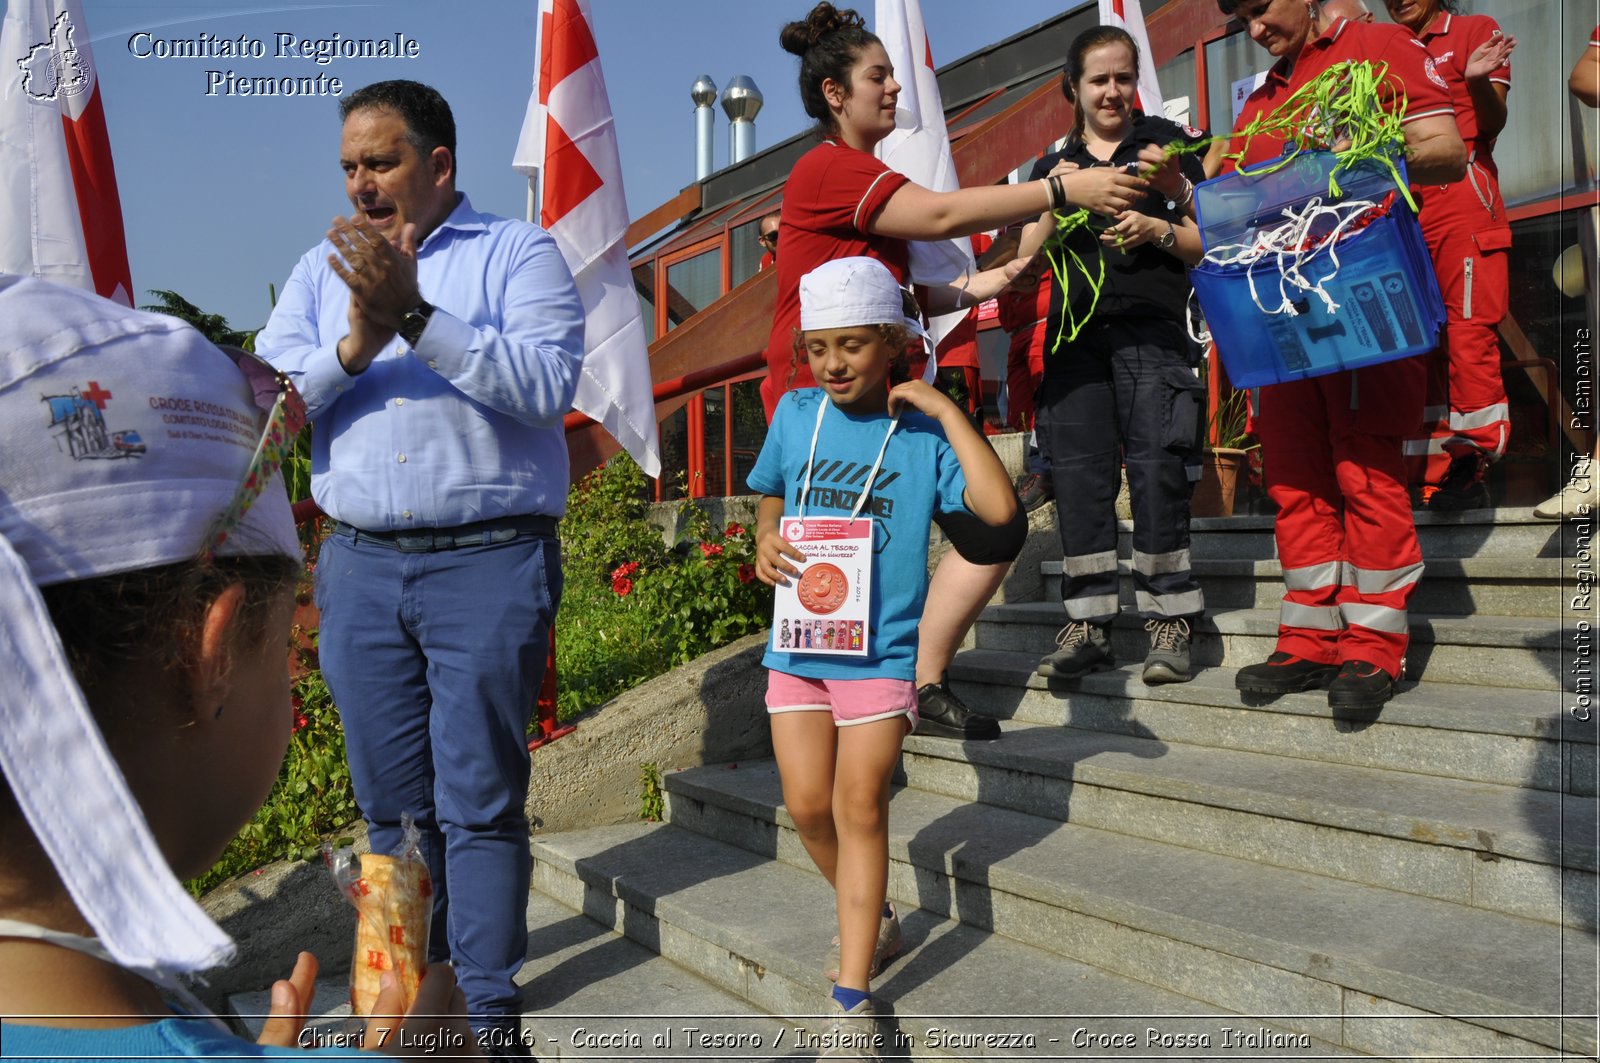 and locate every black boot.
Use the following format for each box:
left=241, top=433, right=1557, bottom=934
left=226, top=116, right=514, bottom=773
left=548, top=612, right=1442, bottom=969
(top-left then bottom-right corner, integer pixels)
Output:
left=1235, top=651, right=1339, bottom=695
left=1326, top=660, right=1396, bottom=712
